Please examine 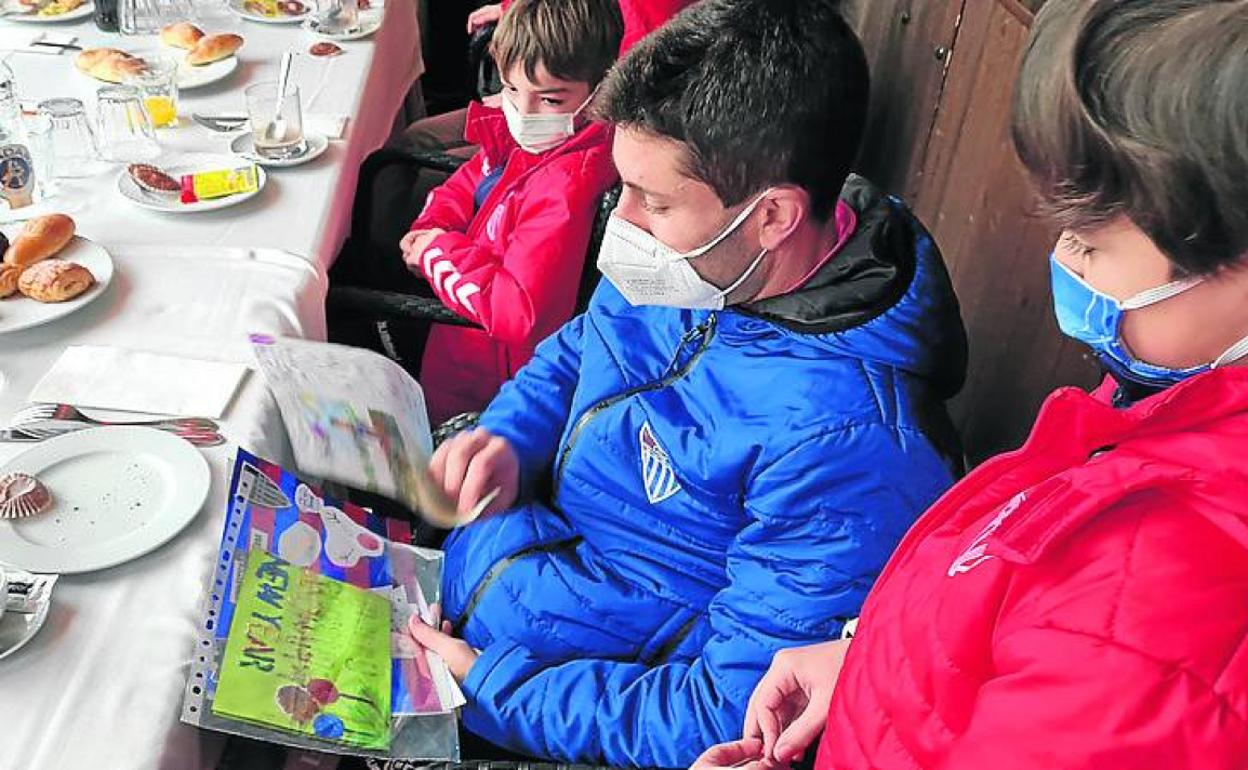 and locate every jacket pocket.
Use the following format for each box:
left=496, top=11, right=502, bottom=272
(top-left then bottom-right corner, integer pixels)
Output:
left=450, top=535, right=585, bottom=637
